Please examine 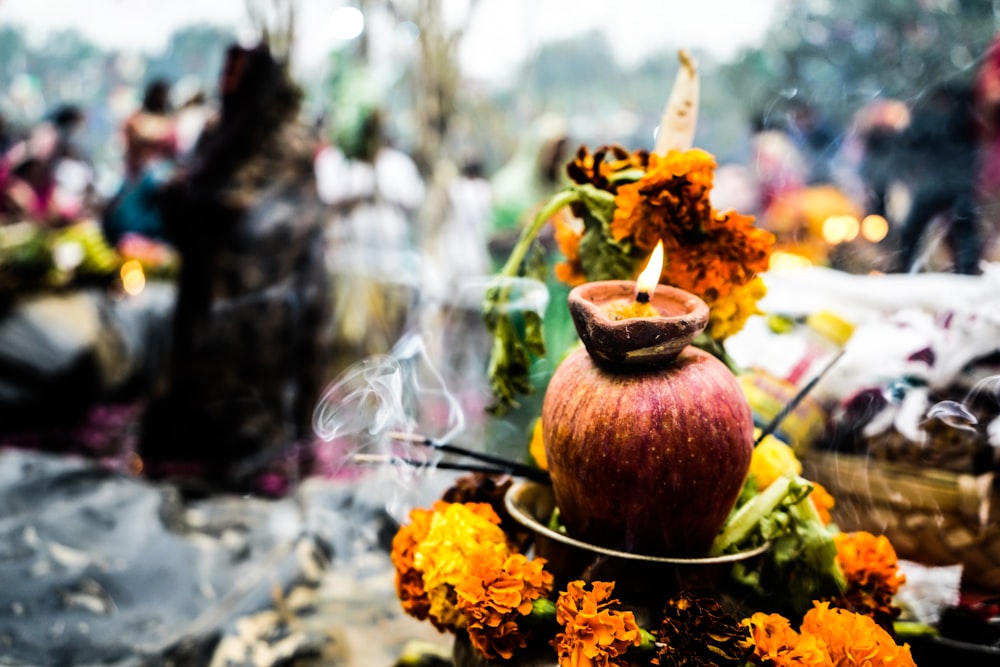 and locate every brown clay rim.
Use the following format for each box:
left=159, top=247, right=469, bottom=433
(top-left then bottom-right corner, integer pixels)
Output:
left=505, top=481, right=771, bottom=565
